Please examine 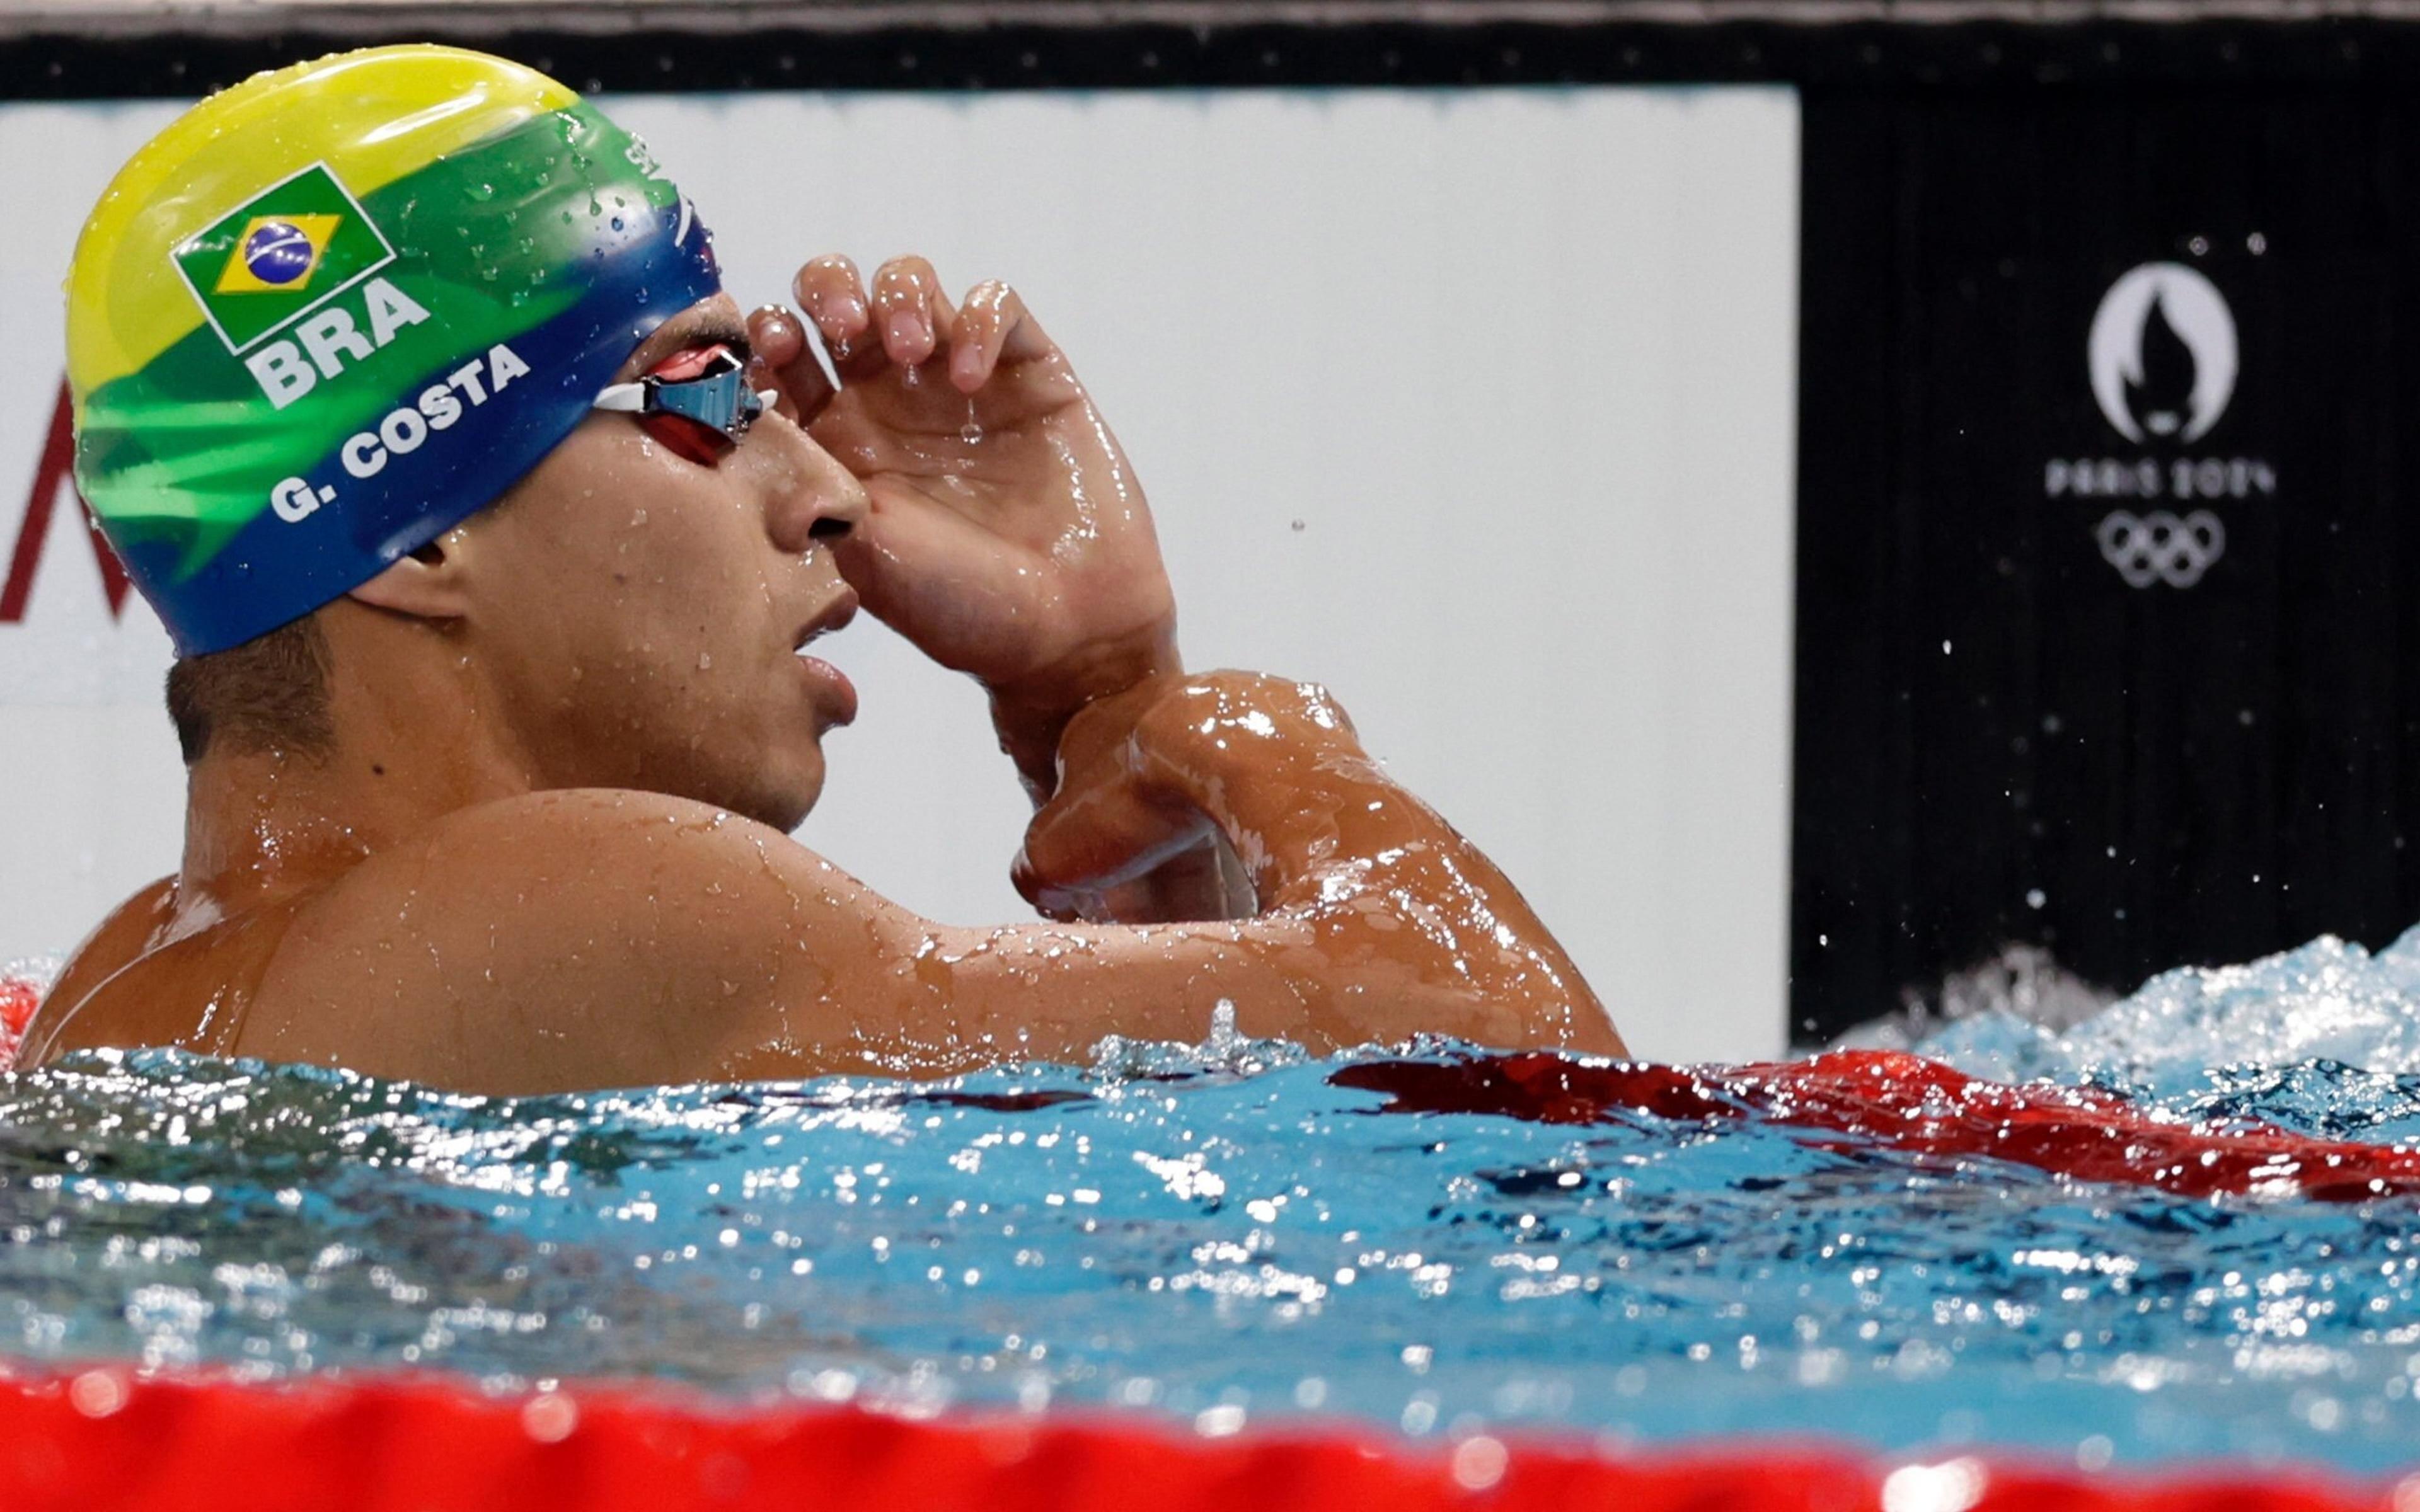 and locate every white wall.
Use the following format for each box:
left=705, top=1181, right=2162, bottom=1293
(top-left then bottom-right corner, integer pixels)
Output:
left=0, top=87, right=1798, bottom=1062
left=0, top=101, right=188, bottom=972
